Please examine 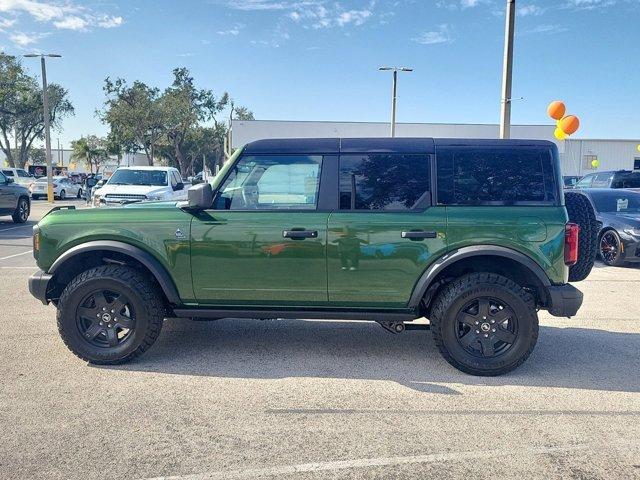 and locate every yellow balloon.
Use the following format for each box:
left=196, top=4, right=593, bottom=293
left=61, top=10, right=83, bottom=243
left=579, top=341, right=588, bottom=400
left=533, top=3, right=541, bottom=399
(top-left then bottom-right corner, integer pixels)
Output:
left=554, top=127, right=567, bottom=140
left=637, top=144, right=640, bottom=152
left=591, top=159, right=600, bottom=168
